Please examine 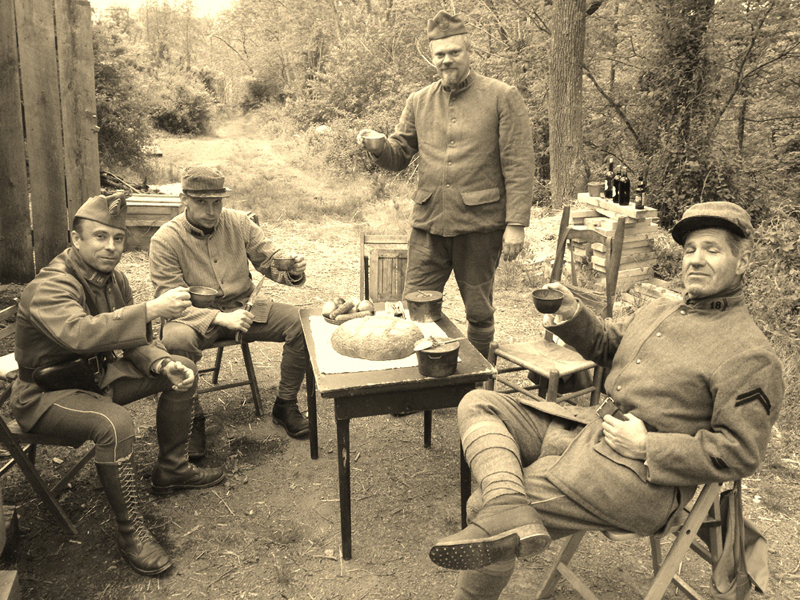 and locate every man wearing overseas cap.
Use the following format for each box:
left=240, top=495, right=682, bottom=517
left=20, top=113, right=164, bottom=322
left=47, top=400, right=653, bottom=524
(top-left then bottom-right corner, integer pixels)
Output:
left=430, top=201, right=783, bottom=600
left=9, top=193, right=226, bottom=577
left=357, top=11, right=535, bottom=359
left=149, top=166, right=311, bottom=446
